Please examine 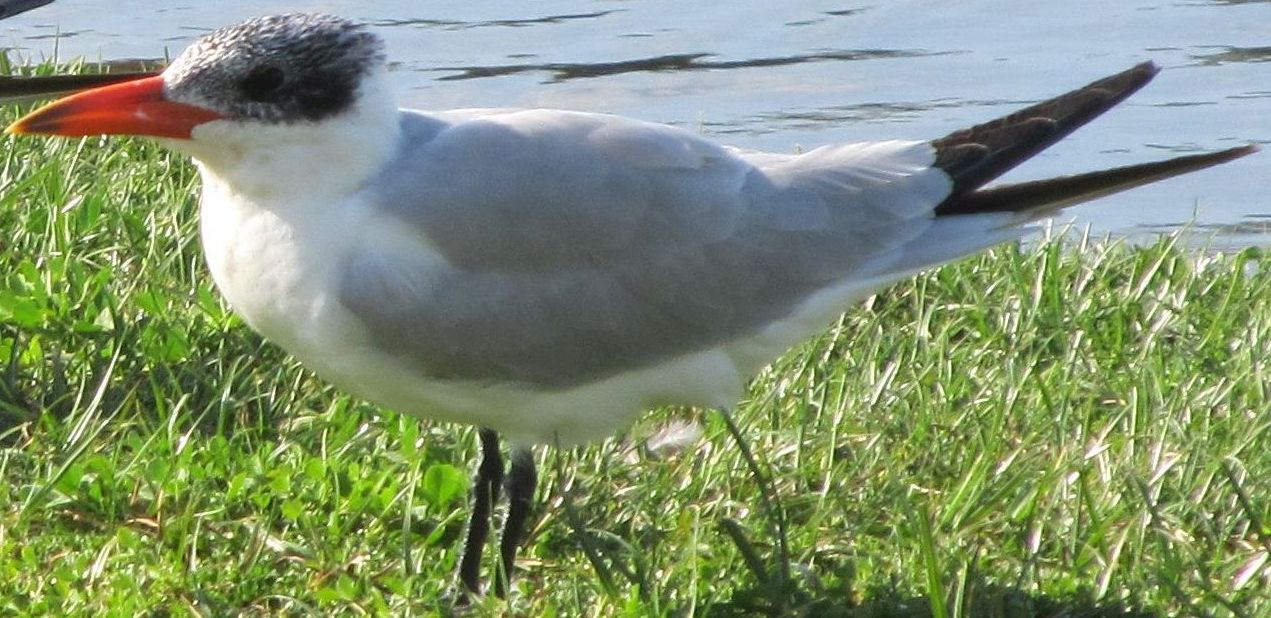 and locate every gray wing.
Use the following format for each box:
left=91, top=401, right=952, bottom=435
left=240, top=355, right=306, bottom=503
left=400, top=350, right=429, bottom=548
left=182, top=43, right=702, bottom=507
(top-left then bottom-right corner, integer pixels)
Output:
left=338, top=64, right=1255, bottom=389
left=339, top=109, right=951, bottom=387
